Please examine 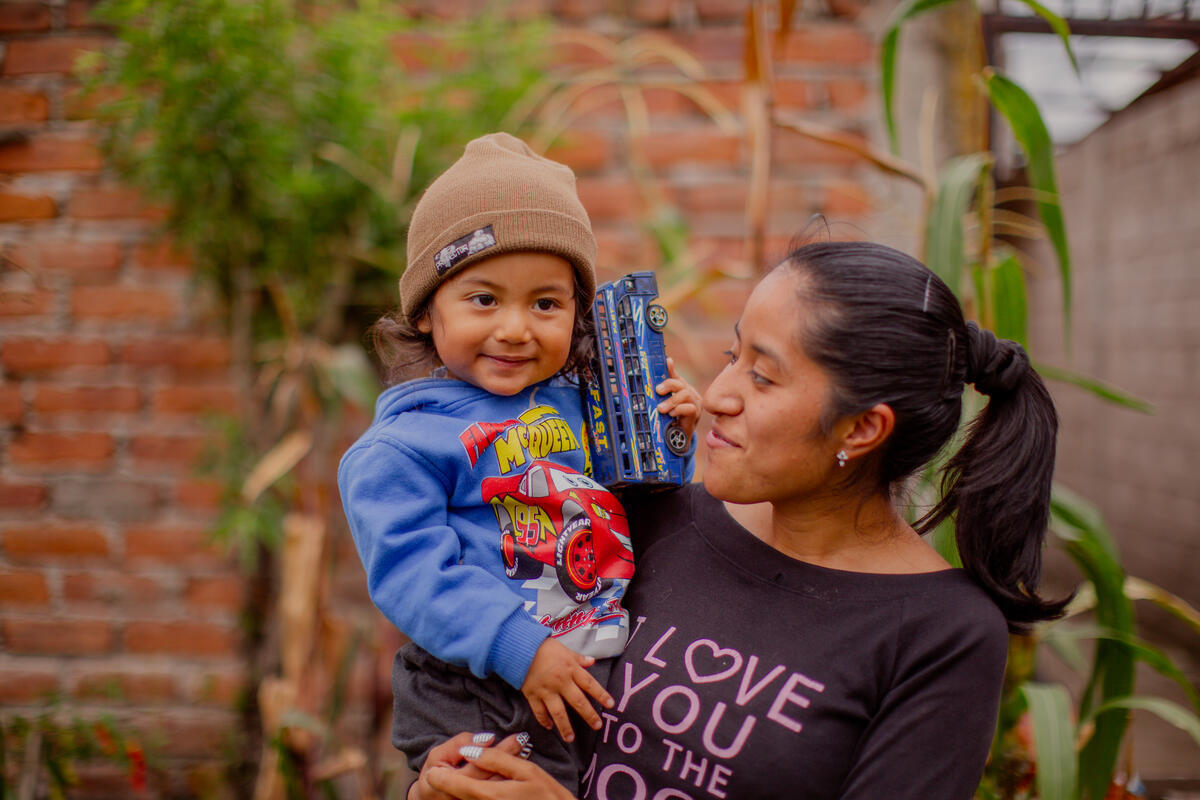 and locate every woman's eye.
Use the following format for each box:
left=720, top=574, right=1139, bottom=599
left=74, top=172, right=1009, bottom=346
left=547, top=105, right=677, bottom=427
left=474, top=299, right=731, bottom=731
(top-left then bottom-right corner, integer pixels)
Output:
left=723, top=349, right=737, bottom=364
left=469, top=294, right=497, bottom=308
left=750, top=371, right=772, bottom=386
